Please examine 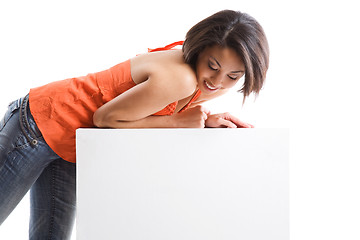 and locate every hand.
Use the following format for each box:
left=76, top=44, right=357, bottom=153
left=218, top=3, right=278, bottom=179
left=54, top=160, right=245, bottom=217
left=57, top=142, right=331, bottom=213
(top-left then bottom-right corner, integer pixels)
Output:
left=171, top=105, right=210, bottom=128
left=205, top=112, right=254, bottom=128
